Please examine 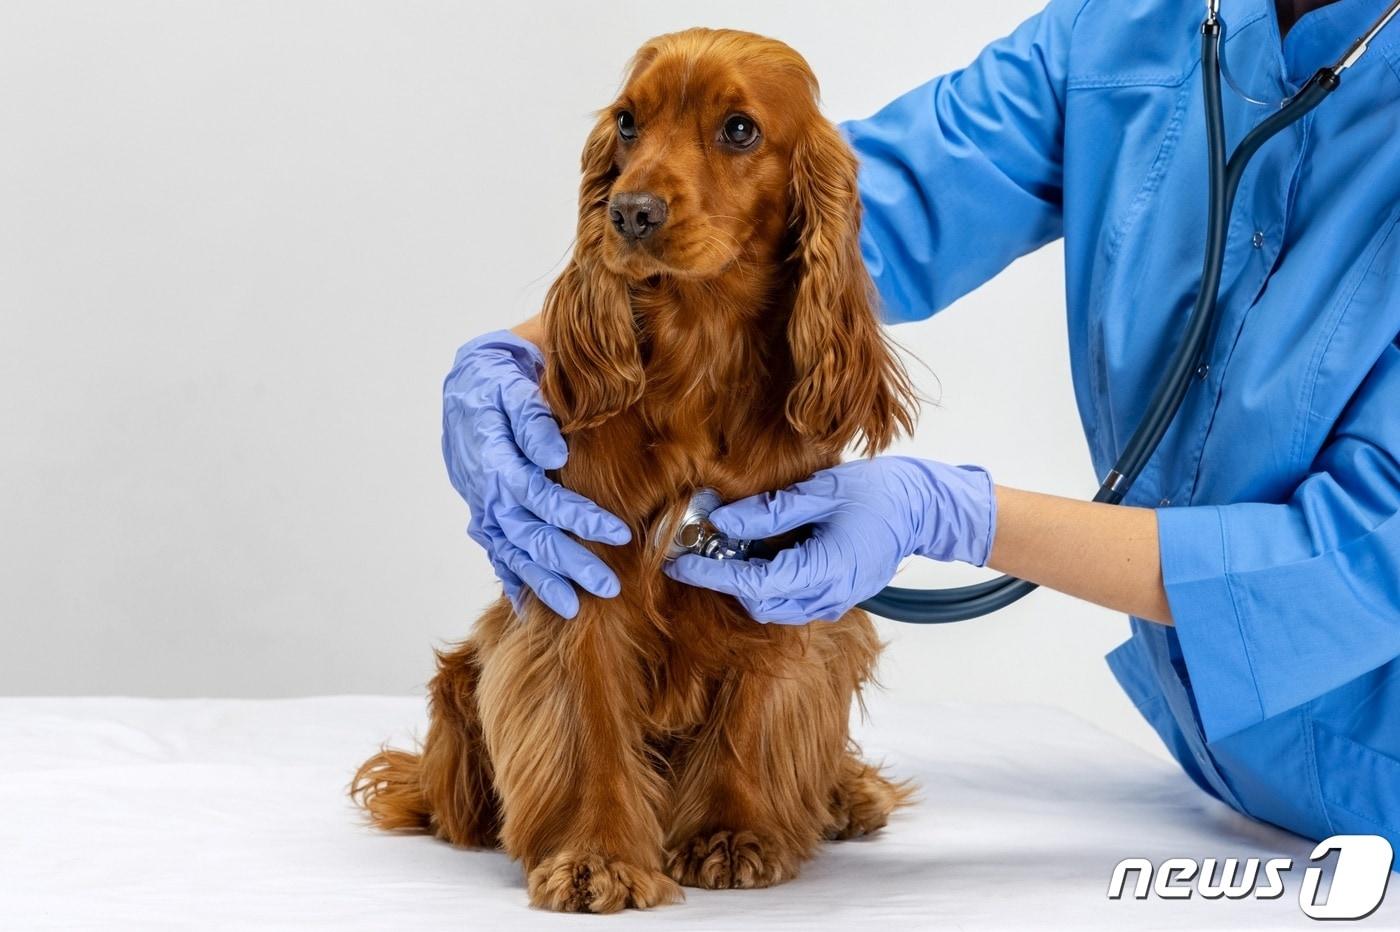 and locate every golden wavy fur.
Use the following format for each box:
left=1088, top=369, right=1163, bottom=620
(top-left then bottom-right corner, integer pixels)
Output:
left=353, top=28, right=917, bottom=913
